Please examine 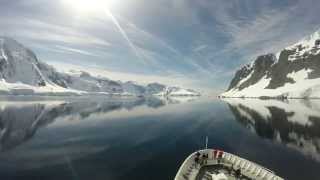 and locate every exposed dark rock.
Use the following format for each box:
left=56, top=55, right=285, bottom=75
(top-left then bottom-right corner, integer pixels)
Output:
left=239, top=54, right=275, bottom=90
left=227, top=64, right=253, bottom=91
left=225, top=31, right=320, bottom=94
